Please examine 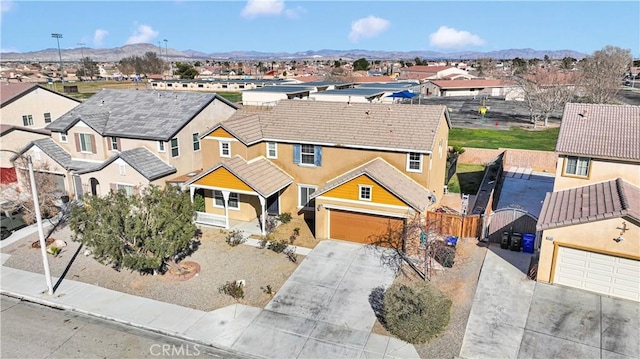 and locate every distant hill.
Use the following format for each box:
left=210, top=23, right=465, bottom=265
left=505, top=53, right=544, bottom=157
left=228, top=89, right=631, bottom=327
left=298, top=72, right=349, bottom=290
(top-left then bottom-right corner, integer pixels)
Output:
left=0, top=43, right=588, bottom=62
